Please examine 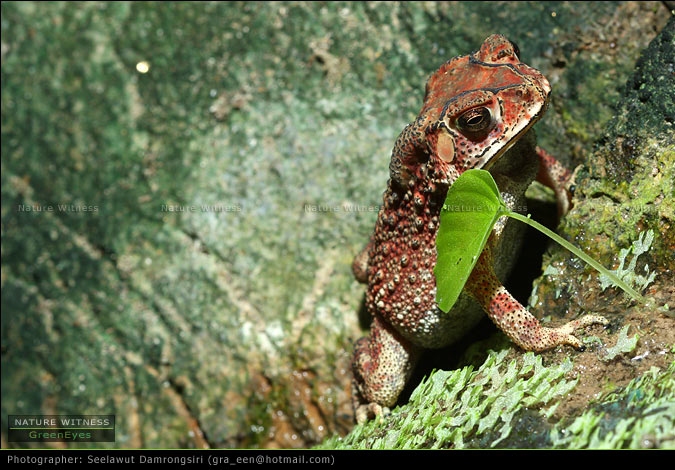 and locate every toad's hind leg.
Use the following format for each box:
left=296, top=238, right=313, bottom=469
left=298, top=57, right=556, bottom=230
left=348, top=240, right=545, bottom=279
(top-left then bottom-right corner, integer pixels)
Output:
left=351, top=315, right=421, bottom=423
left=465, top=247, right=608, bottom=351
